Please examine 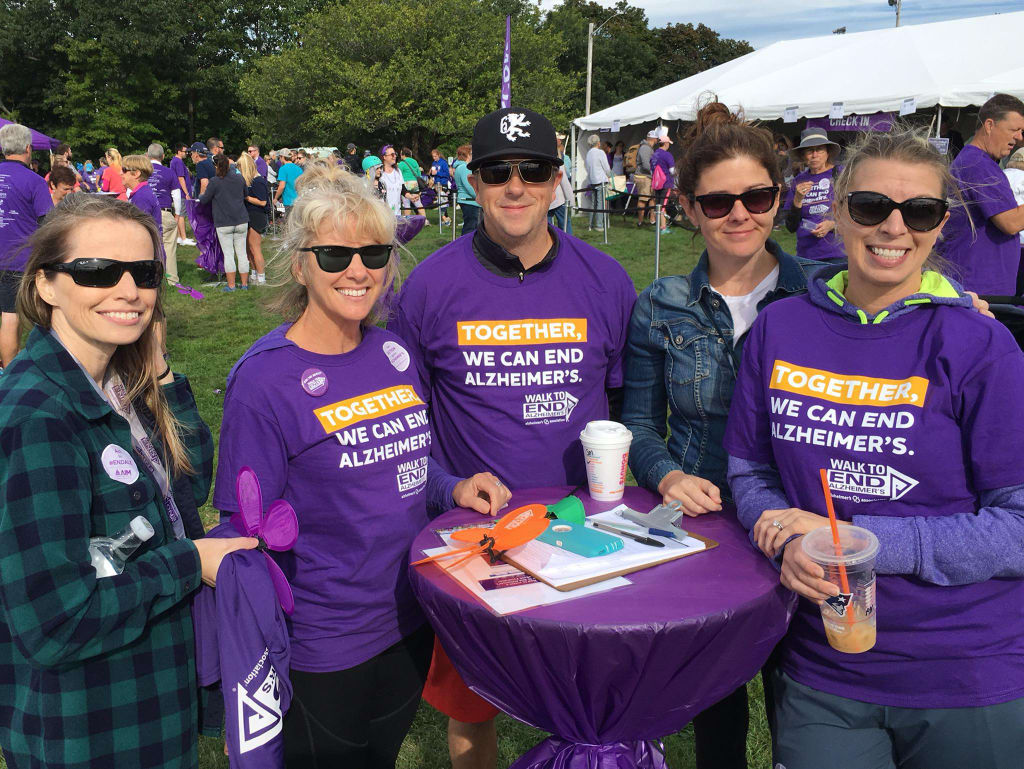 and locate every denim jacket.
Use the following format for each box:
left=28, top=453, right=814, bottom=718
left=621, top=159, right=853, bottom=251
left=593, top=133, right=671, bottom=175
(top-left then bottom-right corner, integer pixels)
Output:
left=622, top=240, right=826, bottom=498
